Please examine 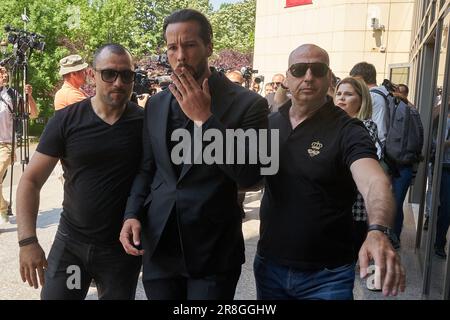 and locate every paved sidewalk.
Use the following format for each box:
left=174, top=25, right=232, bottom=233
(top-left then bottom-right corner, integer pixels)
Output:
left=0, top=146, right=422, bottom=300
